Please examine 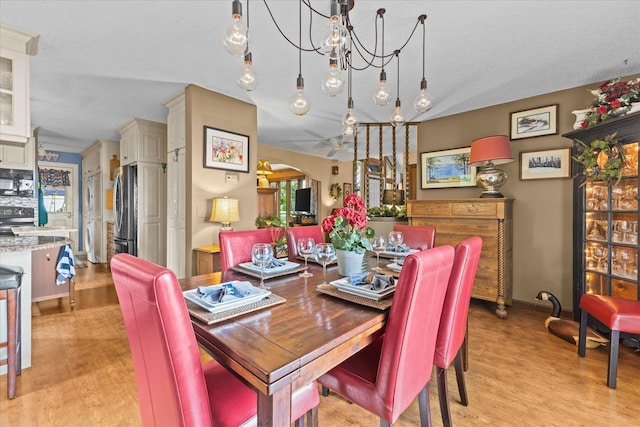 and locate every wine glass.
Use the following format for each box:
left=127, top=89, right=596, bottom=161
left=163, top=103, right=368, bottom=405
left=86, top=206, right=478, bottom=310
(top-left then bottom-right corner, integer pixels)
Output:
left=369, top=235, right=387, bottom=272
left=388, top=231, right=404, bottom=264
left=297, top=237, right=315, bottom=278
left=251, top=243, right=273, bottom=289
left=314, top=243, right=336, bottom=285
